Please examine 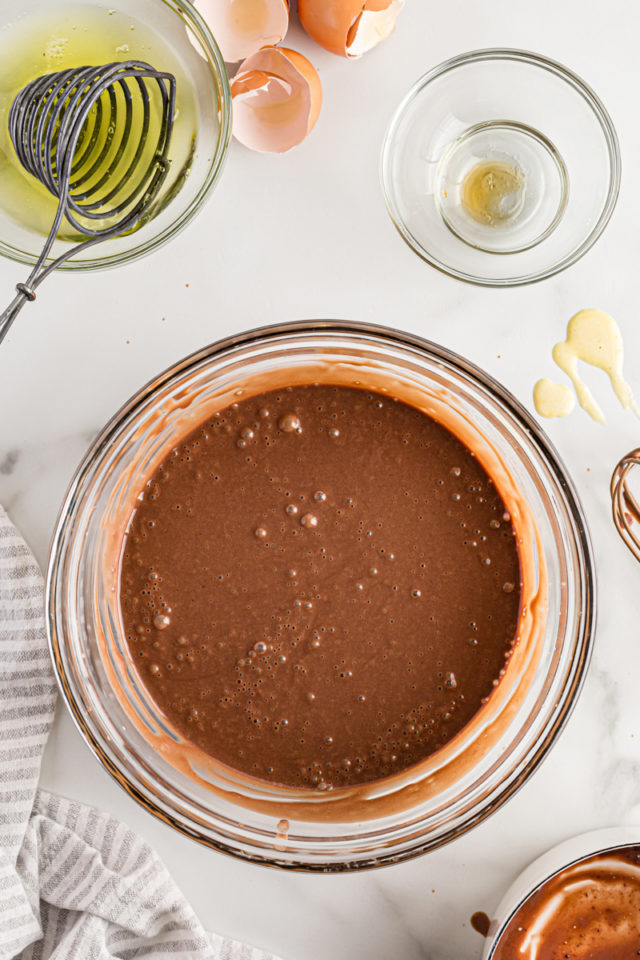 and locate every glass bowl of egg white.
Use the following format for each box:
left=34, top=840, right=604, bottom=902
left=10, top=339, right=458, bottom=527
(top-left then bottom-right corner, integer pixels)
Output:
left=46, top=321, right=595, bottom=869
left=0, top=0, right=230, bottom=270
left=484, top=828, right=640, bottom=959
